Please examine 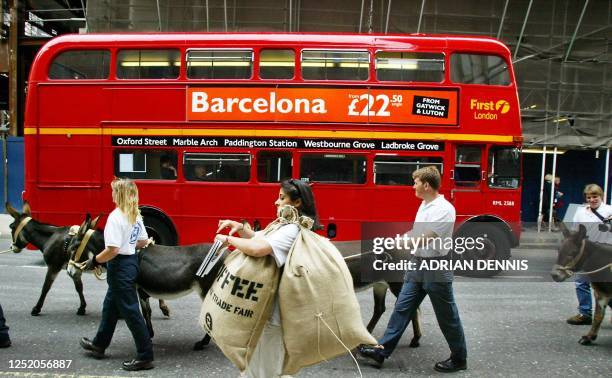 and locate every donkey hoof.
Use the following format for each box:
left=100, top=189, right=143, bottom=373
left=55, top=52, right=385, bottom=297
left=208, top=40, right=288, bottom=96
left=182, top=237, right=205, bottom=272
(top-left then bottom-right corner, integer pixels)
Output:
left=193, top=341, right=208, bottom=351
left=409, top=339, right=420, bottom=348
left=578, top=336, right=592, bottom=345
left=160, top=307, right=170, bottom=317
left=77, top=308, right=86, bottom=316
left=31, top=307, right=41, bottom=316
